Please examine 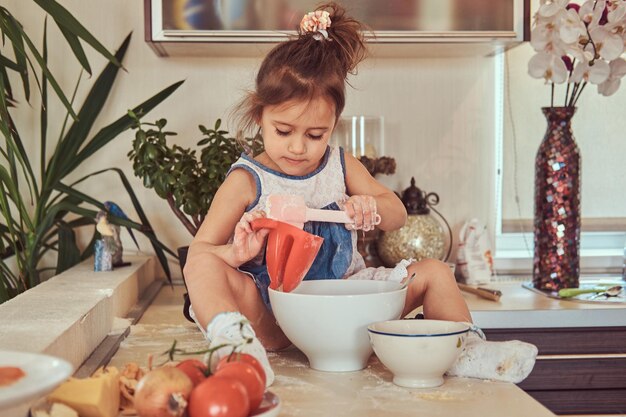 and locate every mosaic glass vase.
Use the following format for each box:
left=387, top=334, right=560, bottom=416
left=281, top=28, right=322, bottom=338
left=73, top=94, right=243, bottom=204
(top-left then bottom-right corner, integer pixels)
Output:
left=533, top=107, right=581, bottom=291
